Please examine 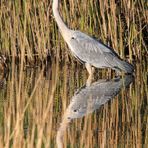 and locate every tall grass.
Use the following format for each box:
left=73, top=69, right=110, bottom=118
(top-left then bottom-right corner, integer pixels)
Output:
left=0, top=0, right=147, bottom=147
left=0, top=0, right=147, bottom=64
